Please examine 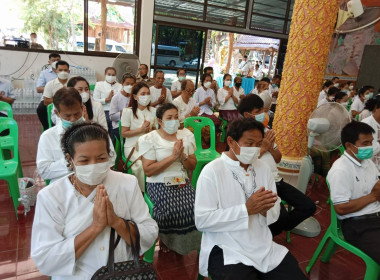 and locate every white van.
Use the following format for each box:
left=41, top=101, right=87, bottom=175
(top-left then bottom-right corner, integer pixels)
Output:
left=151, top=45, right=181, bottom=67
left=76, top=37, right=127, bottom=53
